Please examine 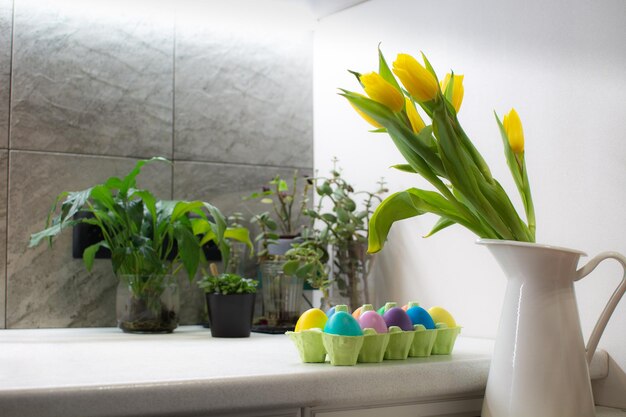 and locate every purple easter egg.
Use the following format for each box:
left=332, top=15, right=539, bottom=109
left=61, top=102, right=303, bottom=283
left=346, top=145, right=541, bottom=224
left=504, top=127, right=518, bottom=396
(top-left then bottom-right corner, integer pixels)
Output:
left=358, top=311, right=388, bottom=334
left=383, top=307, right=413, bottom=331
